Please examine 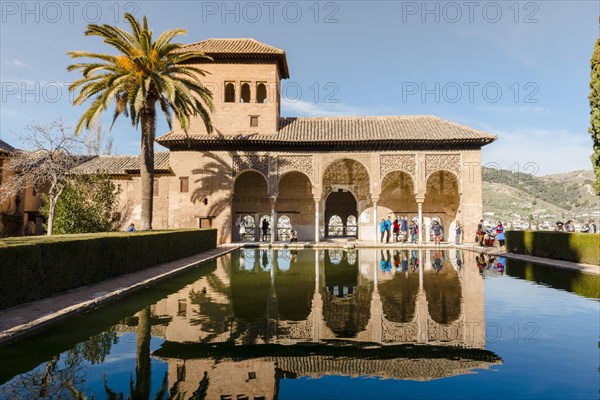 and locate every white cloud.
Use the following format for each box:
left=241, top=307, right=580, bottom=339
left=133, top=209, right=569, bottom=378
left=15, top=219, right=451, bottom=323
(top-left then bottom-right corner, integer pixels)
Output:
left=477, top=105, right=551, bottom=115
left=482, top=128, right=594, bottom=175
left=281, top=100, right=374, bottom=117
left=5, top=59, right=28, bottom=68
